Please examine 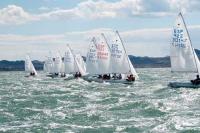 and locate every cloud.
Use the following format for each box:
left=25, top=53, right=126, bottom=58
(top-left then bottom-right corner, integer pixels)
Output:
left=1, top=0, right=200, bottom=25
left=0, top=5, right=38, bottom=25
left=0, top=25, right=200, bottom=60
